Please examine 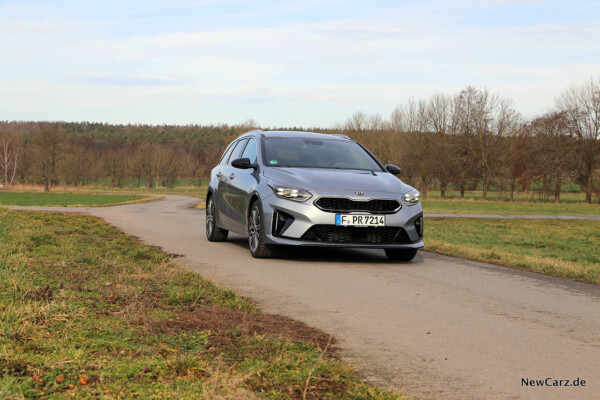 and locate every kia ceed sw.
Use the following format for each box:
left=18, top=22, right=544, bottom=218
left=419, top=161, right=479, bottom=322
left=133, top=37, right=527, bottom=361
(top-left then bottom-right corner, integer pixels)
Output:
left=205, top=130, right=424, bottom=261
